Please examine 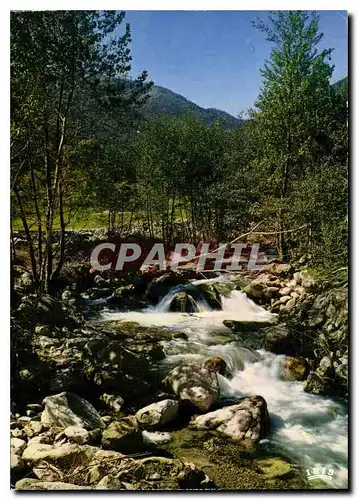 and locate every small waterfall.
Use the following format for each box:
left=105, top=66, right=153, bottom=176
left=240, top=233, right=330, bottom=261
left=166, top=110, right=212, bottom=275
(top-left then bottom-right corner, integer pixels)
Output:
left=155, top=285, right=212, bottom=313
left=98, top=275, right=348, bottom=488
